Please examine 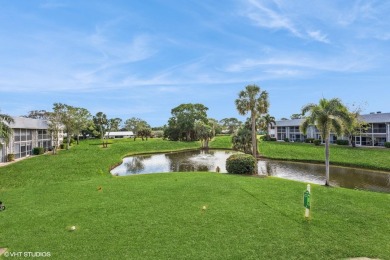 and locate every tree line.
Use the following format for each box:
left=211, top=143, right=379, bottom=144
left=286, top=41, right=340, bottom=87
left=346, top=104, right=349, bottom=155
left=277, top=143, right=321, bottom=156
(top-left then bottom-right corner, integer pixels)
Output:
left=1, top=84, right=367, bottom=185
